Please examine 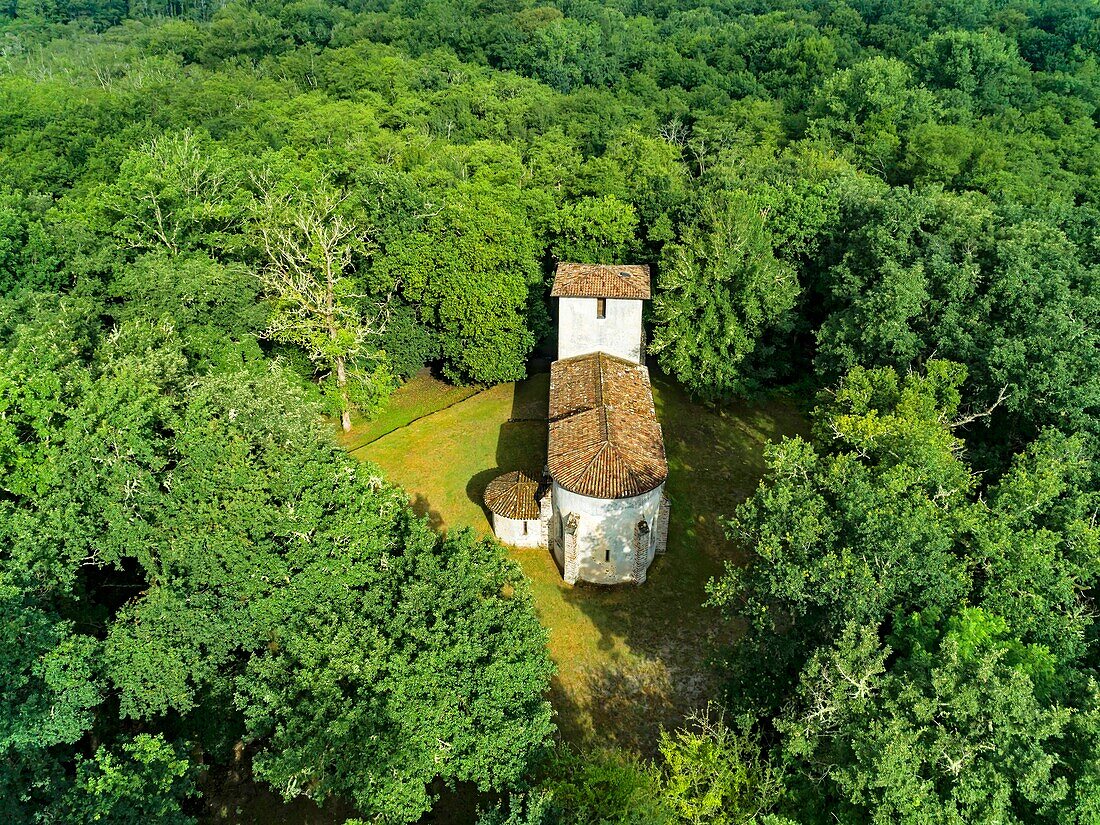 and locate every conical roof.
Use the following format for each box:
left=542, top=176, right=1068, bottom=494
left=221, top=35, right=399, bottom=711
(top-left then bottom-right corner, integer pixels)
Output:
left=483, top=471, right=542, bottom=520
